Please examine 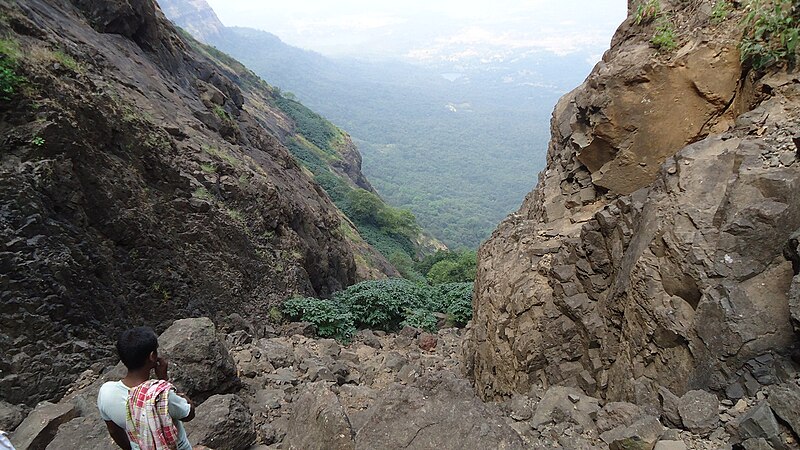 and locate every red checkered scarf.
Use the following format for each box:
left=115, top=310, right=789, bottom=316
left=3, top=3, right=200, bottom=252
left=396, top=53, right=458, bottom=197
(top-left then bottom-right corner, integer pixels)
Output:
left=125, top=379, right=180, bottom=450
